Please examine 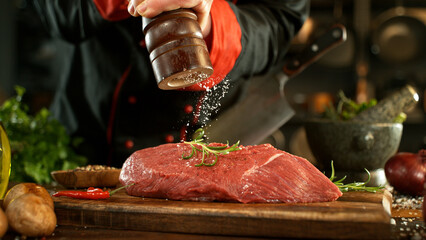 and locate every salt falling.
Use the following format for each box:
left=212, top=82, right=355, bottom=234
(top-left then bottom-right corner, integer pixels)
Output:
left=182, top=76, right=232, bottom=137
